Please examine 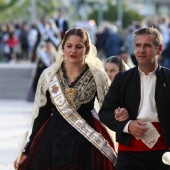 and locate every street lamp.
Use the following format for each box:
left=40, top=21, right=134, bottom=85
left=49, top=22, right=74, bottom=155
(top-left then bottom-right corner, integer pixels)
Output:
left=117, top=0, right=123, bottom=27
